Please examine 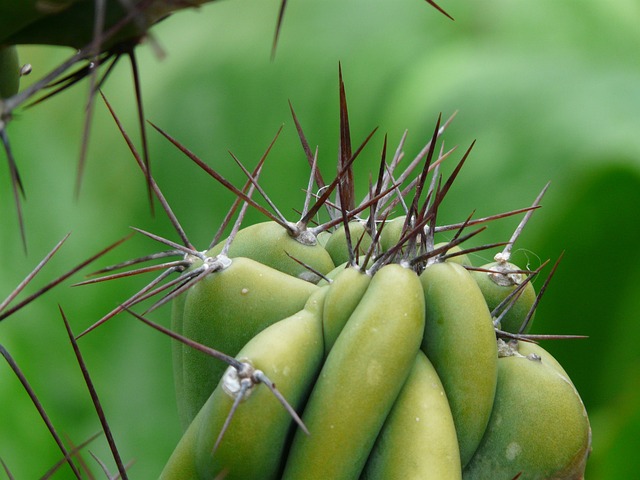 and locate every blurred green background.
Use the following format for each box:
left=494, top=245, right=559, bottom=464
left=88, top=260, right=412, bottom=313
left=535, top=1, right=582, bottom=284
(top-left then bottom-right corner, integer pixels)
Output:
left=1, top=0, right=639, bottom=478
